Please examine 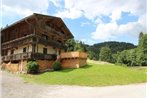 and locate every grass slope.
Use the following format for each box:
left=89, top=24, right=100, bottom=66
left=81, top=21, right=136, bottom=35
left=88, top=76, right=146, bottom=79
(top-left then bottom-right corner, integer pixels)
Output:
left=21, top=61, right=147, bottom=86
